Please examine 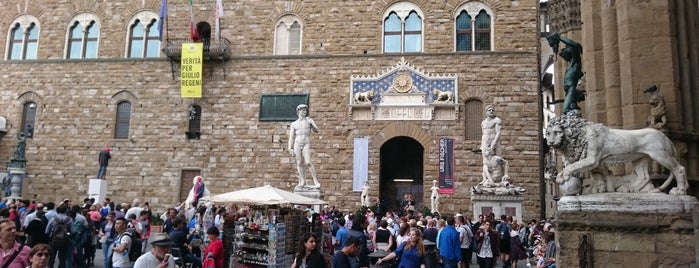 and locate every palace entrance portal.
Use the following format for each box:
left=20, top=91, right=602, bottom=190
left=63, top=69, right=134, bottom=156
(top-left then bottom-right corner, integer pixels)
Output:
left=380, top=136, right=424, bottom=213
